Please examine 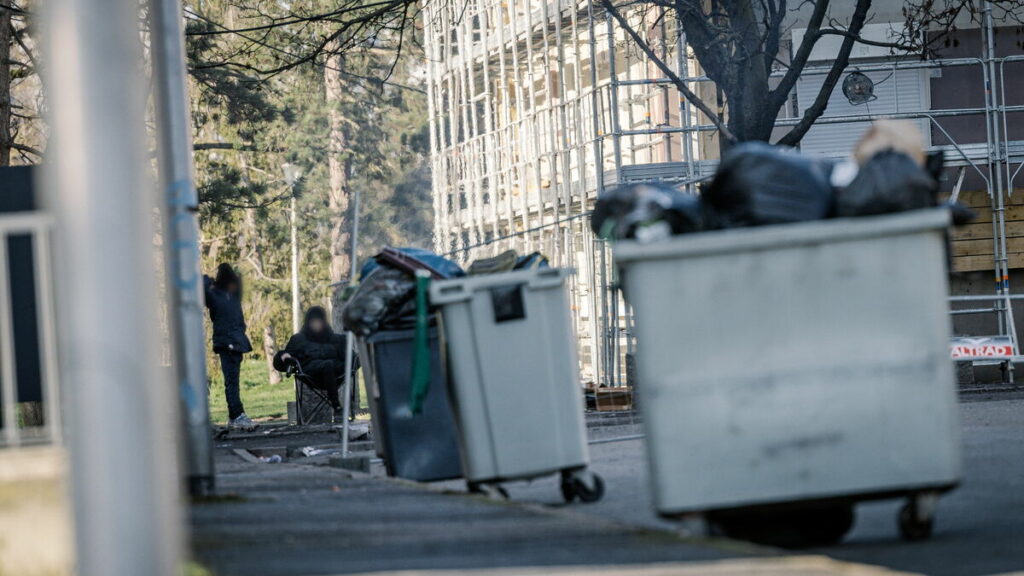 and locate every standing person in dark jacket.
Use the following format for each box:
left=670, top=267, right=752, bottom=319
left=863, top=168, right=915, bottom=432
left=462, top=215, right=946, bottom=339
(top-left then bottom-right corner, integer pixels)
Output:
left=204, top=263, right=256, bottom=431
left=274, top=306, right=352, bottom=422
